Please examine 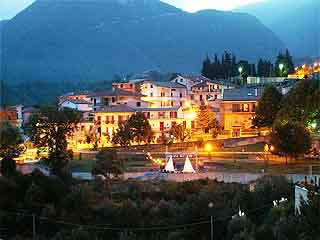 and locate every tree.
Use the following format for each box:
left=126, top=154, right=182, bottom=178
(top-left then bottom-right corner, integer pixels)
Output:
left=275, top=50, right=295, bottom=77
left=169, top=124, right=191, bottom=142
left=197, top=107, right=214, bottom=133
left=276, top=79, right=320, bottom=127
left=253, top=86, right=282, bottom=128
left=0, top=121, right=23, bottom=177
left=112, top=123, right=132, bottom=147
left=112, top=122, right=132, bottom=147
left=92, top=150, right=123, bottom=179
left=299, top=192, right=320, bottom=239
left=269, top=122, right=312, bottom=163
left=209, top=119, right=221, bottom=139
left=127, top=112, right=154, bottom=144
left=26, top=106, right=82, bottom=176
